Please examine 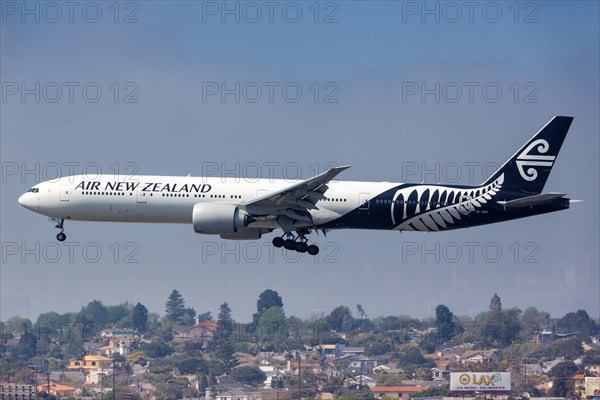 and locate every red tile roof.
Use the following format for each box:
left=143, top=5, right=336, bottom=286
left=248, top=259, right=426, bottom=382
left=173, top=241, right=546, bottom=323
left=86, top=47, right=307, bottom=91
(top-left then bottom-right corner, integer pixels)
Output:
left=372, top=386, right=429, bottom=393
